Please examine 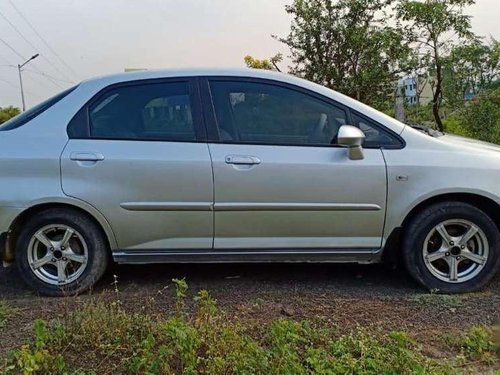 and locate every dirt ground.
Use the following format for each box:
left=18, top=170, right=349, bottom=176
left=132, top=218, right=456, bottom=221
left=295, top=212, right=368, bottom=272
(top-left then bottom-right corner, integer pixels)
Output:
left=1, top=262, right=499, bottom=361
